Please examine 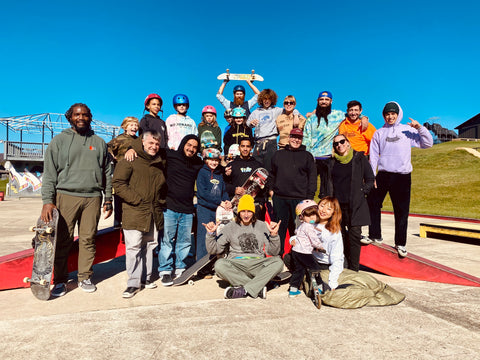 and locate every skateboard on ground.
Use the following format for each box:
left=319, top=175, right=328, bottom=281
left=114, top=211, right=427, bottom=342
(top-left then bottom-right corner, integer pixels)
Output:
left=24, top=208, right=59, bottom=300
left=216, top=205, right=234, bottom=236
left=272, top=271, right=291, bottom=283
left=308, top=270, right=323, bottom=309
left=217, top=69, right=264, bottom=82
left=173, top=254, right=218, bottom=286
left=231, top=167, right=269, bottom=211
